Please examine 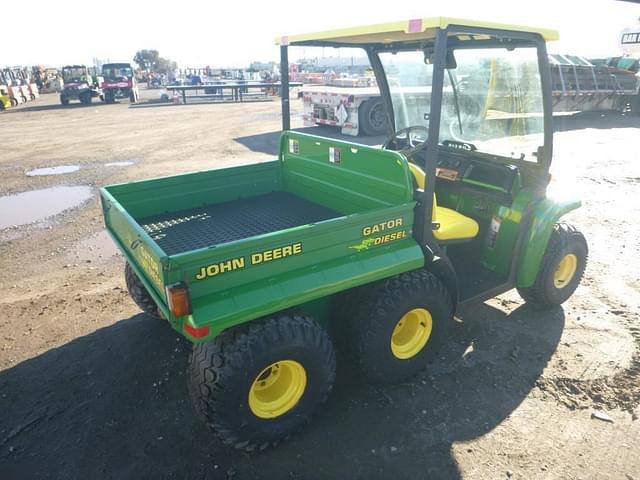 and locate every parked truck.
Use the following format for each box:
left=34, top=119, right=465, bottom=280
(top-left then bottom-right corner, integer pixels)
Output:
left=101, top=63, right=139, bottom=103
left=301, top=85, right=387, bottom=136
left=102, top=17, right=588, bottom=450
left=59, top=65, right=103, bottom=105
